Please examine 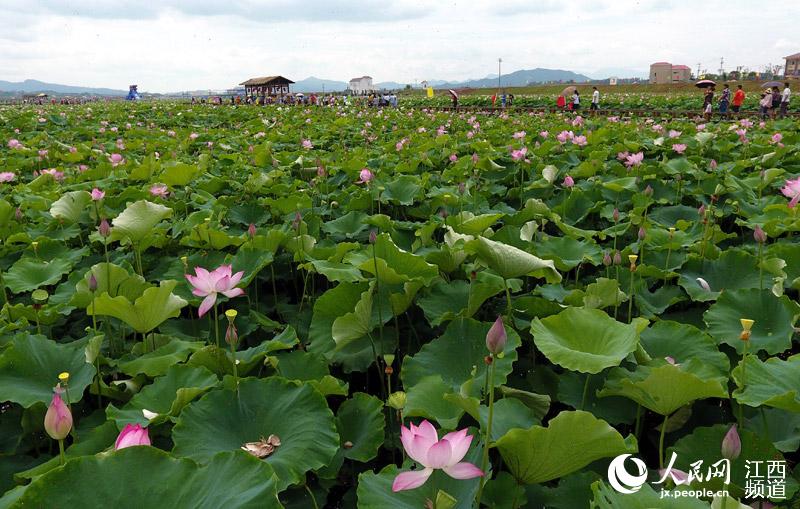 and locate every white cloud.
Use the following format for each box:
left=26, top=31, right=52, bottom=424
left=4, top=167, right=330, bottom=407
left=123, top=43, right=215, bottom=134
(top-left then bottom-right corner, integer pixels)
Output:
left=0, top=0, right=798, bottom=92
